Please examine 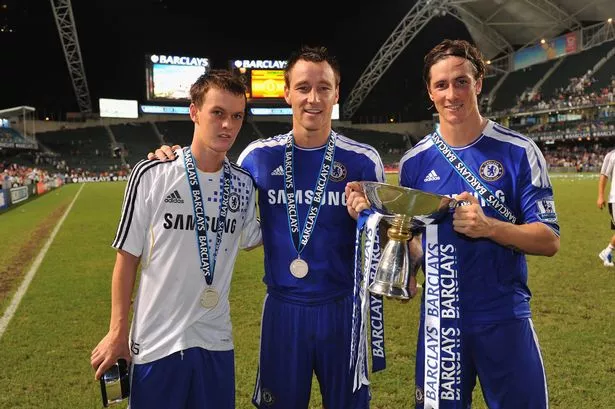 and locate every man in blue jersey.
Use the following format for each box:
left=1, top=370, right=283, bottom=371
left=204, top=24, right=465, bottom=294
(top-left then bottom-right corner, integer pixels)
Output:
left=402, top=39, right=559, bottom=409
left=149, top=46, right=386, bottom=409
